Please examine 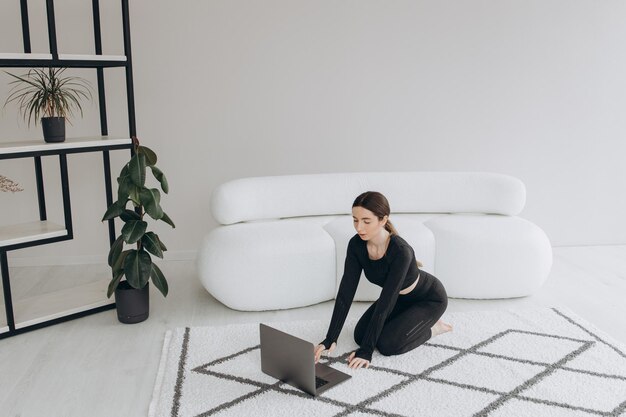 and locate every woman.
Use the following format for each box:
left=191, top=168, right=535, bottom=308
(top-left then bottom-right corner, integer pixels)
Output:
left=314, top=191, right=452, bottom=370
